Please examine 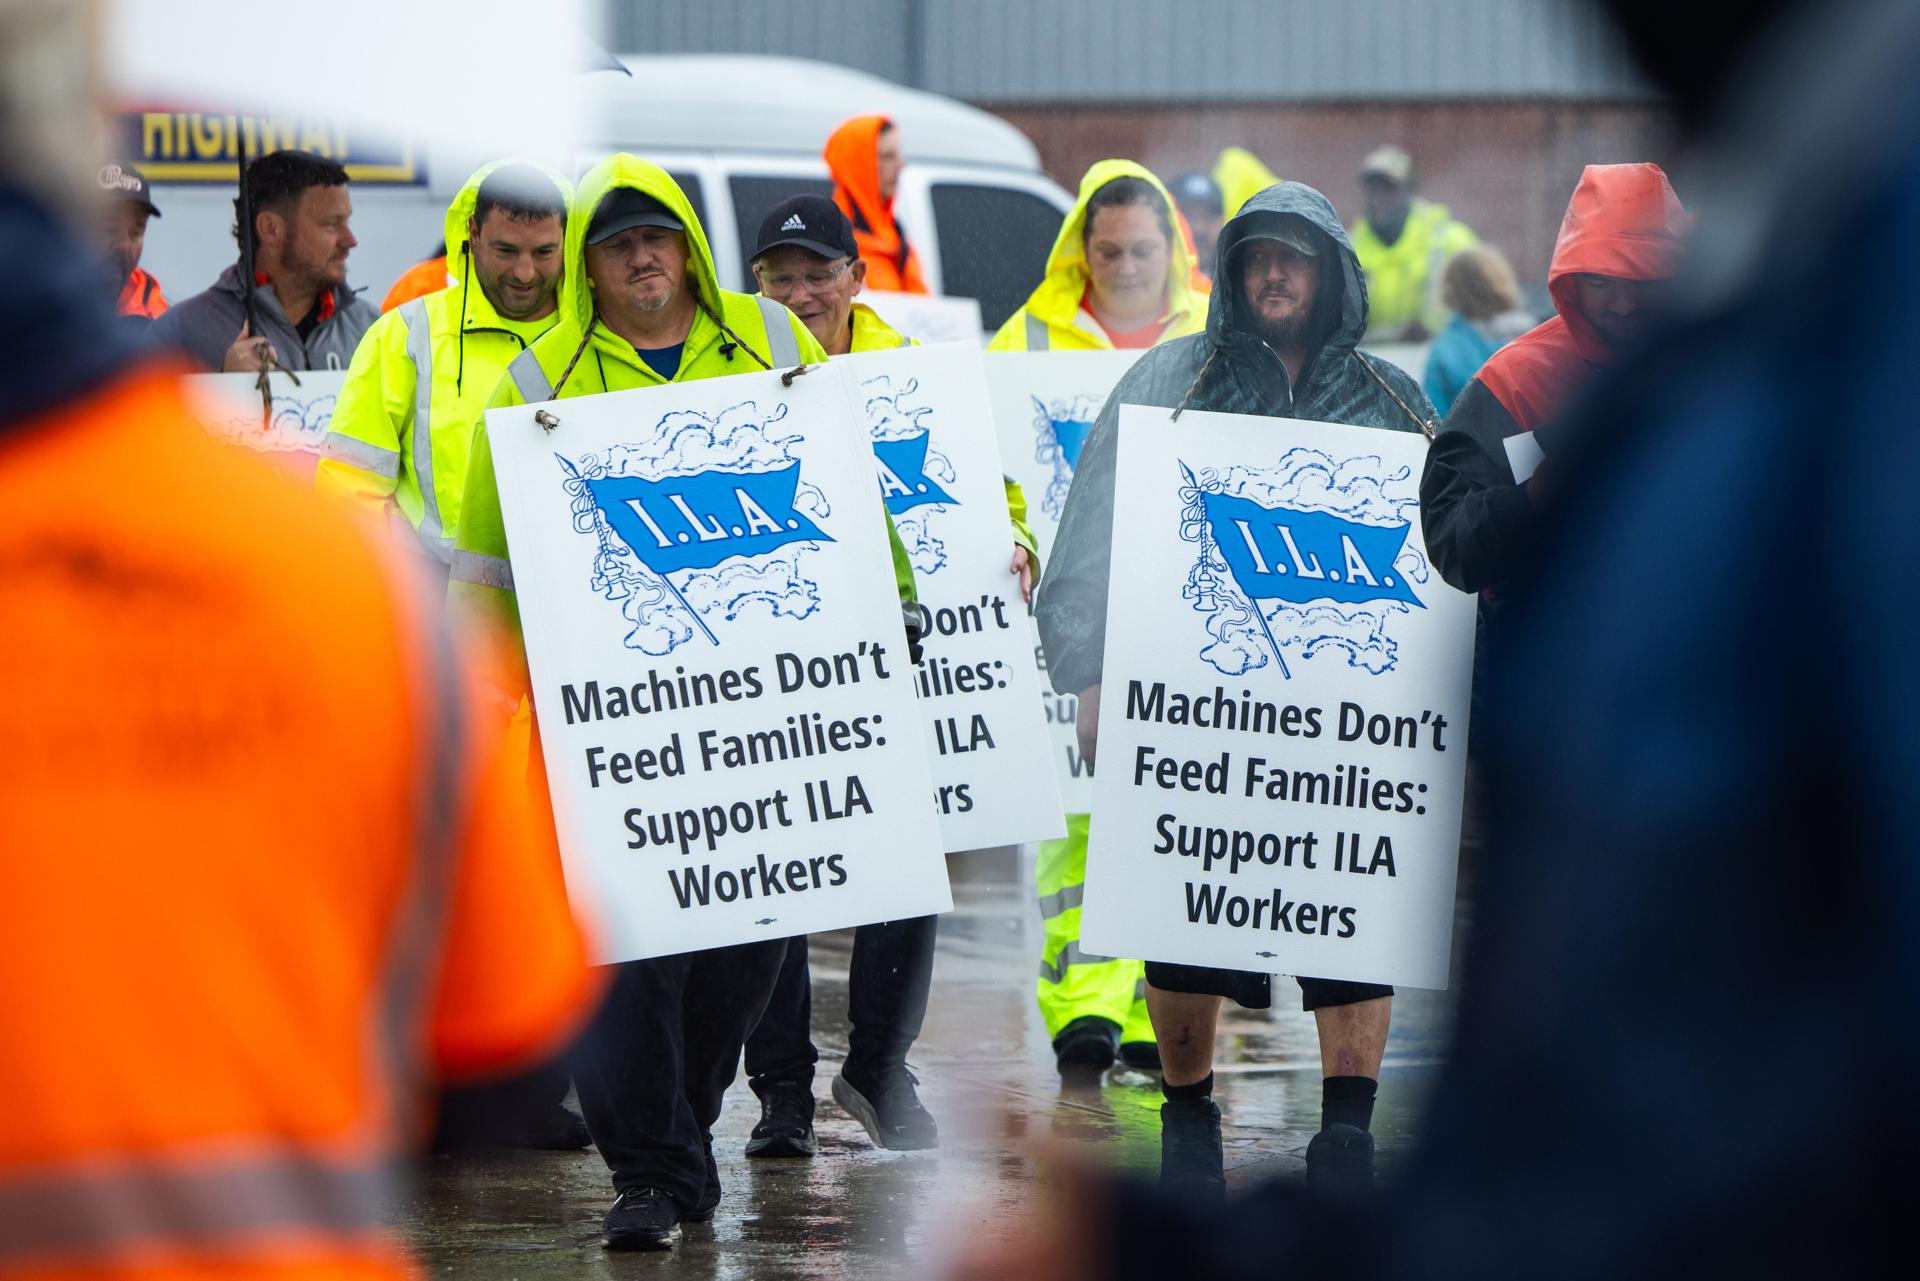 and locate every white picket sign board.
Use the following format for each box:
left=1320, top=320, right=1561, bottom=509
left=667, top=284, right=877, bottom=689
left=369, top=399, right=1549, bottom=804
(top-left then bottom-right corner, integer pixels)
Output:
left=181, top=369, right=346, bottom=479
left=985, top=350, right=1144, bottom=814
left=1080, top=406, right=1476, bottom=989
left=486, top=367, right=952, bottom=963
left=860, top=290, right=986, bottom=345
left=837, top=342, right=1066, bottom=851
